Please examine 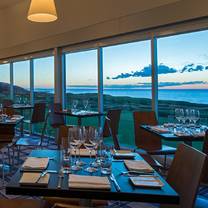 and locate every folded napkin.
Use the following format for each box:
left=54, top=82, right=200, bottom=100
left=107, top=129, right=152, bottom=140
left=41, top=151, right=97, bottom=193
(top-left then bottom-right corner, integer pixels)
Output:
left=68, top=174, right=110, bottom=190
left=130, top=175, right=164, bottom=188
left=70, top=149, right=96, bottom=157
left=174, top=132, right=190, bottom=137
left=124, top=160, right=154, bottom=173
left=150, top=126, right=169, bottom=133
left=22, top=157, right=49, bottom=171
left=113, top=150, right=135, bottom=159
left=19, top=172, right=50, bottom=186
